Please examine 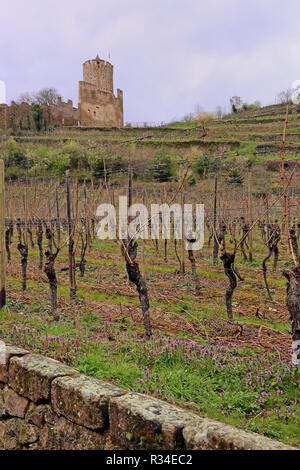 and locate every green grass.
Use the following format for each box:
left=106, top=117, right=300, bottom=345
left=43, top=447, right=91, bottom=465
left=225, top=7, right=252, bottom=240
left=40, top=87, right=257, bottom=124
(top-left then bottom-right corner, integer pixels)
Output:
left=75, top=334, right=300, bottom=446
